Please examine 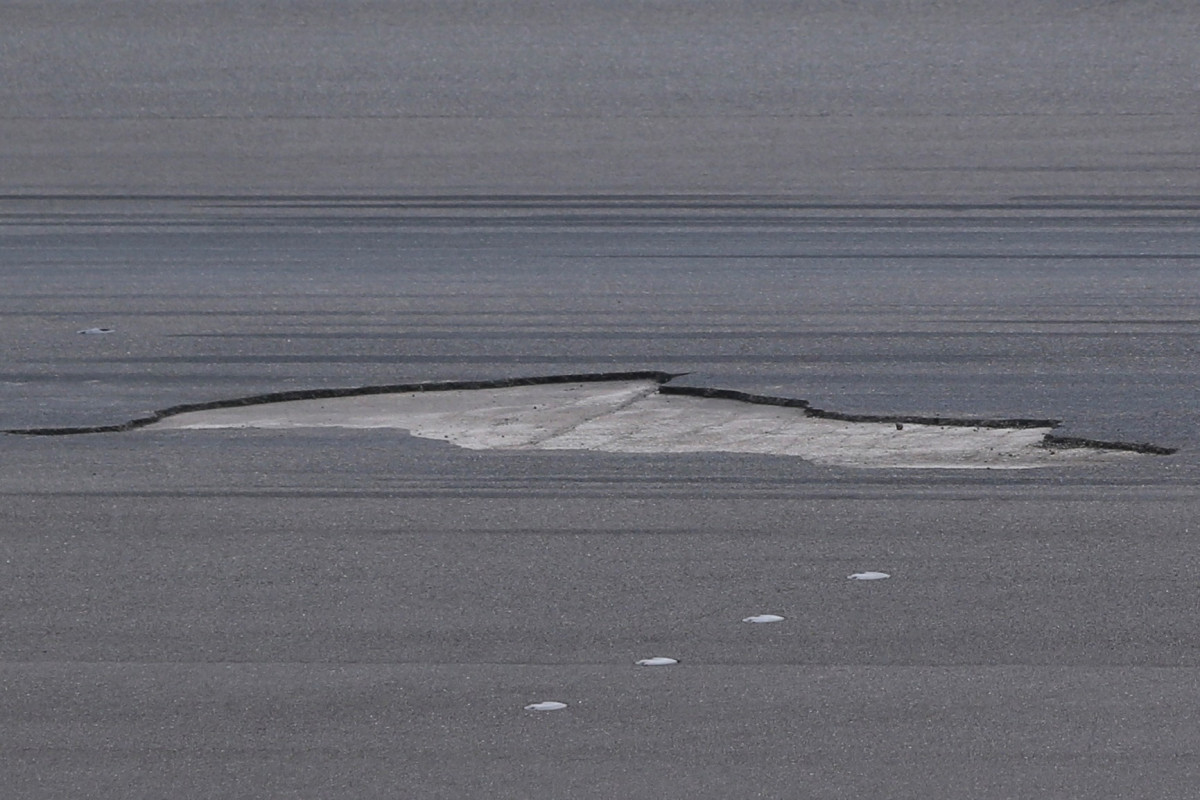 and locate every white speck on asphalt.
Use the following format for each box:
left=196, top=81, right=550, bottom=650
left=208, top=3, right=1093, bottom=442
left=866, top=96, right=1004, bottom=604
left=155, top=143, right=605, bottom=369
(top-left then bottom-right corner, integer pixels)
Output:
left=636, top=657, right=679, bottom=666
left=742, top=614, right=785, bottom=623
left=848, top=571, right=891, bottom=580
left=524, top=701, right=567, bottom=711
